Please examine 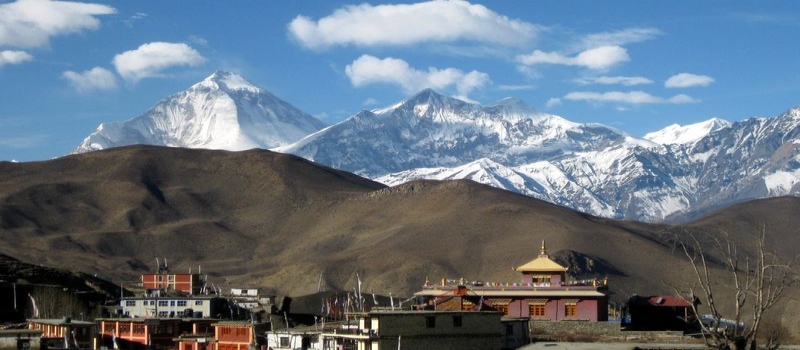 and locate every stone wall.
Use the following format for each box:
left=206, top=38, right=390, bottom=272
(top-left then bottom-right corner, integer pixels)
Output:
left=529, top=320, right=690, bottom=343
